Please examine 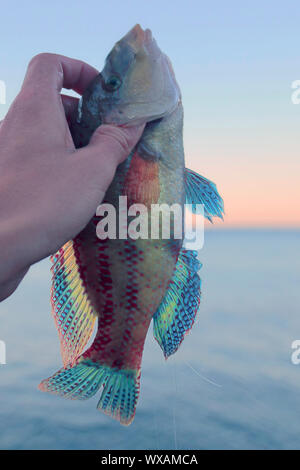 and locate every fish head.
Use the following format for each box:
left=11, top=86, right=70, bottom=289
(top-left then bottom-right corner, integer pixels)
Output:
left=94, top=24, right=181, bottom=126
